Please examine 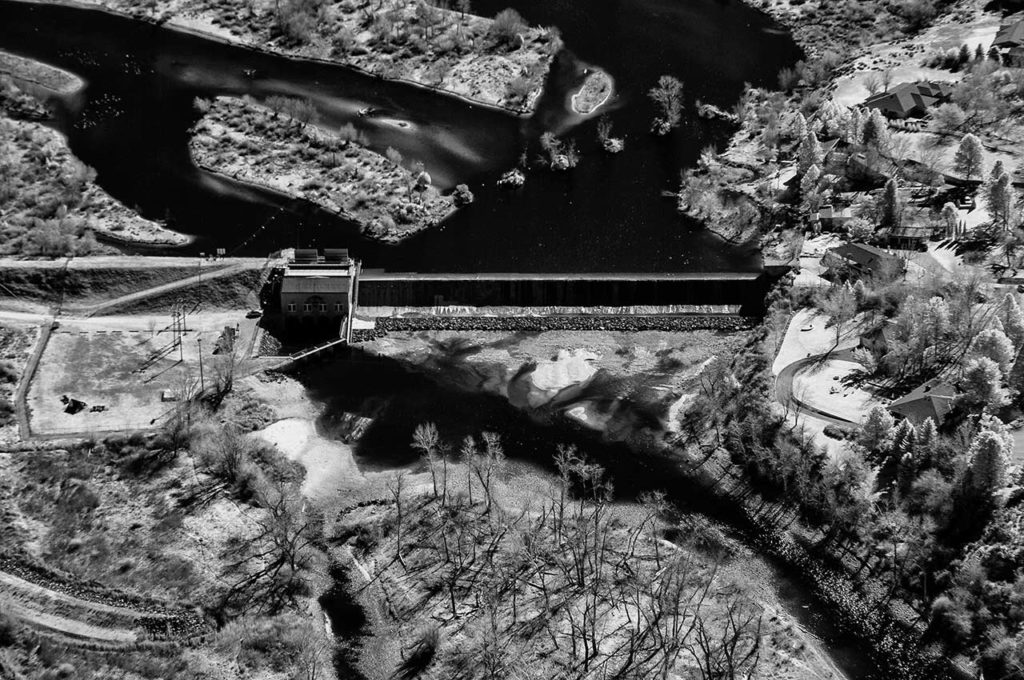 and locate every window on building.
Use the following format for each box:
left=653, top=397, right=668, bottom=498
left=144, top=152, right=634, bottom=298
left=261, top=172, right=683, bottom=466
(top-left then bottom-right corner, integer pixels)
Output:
left=334, top=303, right=343, bottom=312
left=303, top=303, right=312, bottom=312
left=319, top=303, right=327, bottom=312
left=287, top=303, right=296, bottom=312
